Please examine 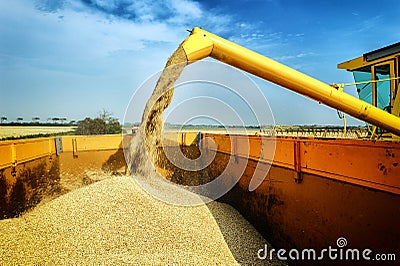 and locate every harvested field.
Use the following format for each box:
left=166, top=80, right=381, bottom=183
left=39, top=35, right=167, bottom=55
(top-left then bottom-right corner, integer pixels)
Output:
left=0, top=175, right=285, bottom=265
left=0, top=126, right=75, bottom=139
